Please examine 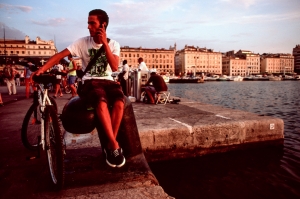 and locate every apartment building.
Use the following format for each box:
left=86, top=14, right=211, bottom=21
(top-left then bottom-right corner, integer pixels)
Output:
left=175, top=45, right=222, bottom=76
left=235, top=50, right=260, bottom=75
left=120, top=45, right=176, bottom=75
left=292, top=44, right=300, bottom=73
left=0, top=35, right=57, bottom=65
left=260, top=53, right=294, bottom=74
left=222, top=55, right=247, bottom=76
